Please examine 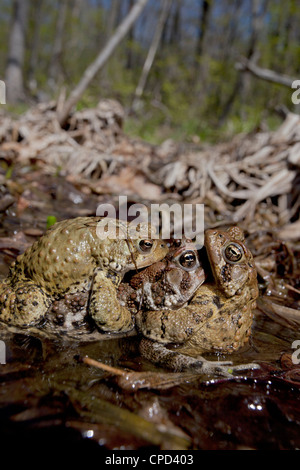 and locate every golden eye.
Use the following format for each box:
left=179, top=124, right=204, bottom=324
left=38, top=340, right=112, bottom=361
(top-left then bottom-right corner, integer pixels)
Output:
left=138, top=239, right=154, bottom=253
left=179, top=250, right=197, bottom=269
left=224, top=243, right=243, bottom=263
